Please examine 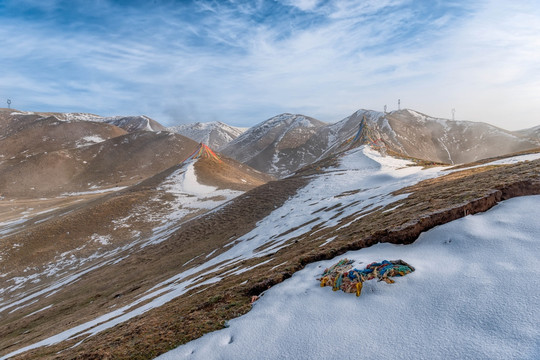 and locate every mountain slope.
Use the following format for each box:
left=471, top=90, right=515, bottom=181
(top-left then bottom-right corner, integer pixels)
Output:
left=381, top=109, right=539, bottom=164
left=2, top=145, right=538, bottom=359
left=515, top=124, right=540, bottom=142
left=220, top=113, right=326, bottom=177
left=0, top=145, right=273, bottom=356
left=7, top=110, right=167, bottom=132
left=160, top=195, right=540, bottom=360
left=222, top=109, right=540, bottom=176
left=0, top=111, right=127, bottom=160
left=0, top=129, right=199, bottom=198
left=167, top=122, right=247, bottom=150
